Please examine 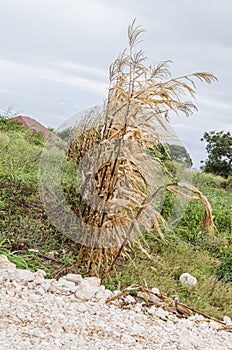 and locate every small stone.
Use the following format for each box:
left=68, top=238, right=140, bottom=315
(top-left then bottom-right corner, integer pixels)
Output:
left=151, top=287, right=160, bottom=294
left=113, top=289, right=121, bottom=295
left=0, top=271, right=9, bottom=282
left=36, top=286, right=47, bottom=295
left=190, top=314, right=205, bottom=322
left=153, top=307, right=169, bottom=319
left=16, top=312, right=26, bottom=321
left=75, top=303, right=88, bottom=313
left=6, top=289, right=15, bottom=297
left=124, top=295, right=136, bottom=304
left=223, top=316, right=232, bottom=326
left=62, top=274, right=83, bottom=285
left=75, top=279, right=100, bottom=301
left=0, top=255, right=16, bottom=273
left=130, top=323, right=145, bottom=335
left=57, top=277, right=77, bottom=293
left=10, top=269, right=35, bottom=282
left=137, top=288, right=161, bottom=303
left=179, top=273, right=197, bottom=286
left=56, top=279, right=77, bottom=293
left=147, top=305, right=158, bottom=316
left=121, top=334, right=135, bottom=344
left=34, top=269, right=46, bottom=279
left=48, top=280, right=59, bottom=293
left=84, top=277, right=101, bottom=287
left=209, top=321, right=220, bottom=330
left=198, top=321, right=209, bottom=330
left=134, top=303, right=143, bottom=313
left=94, top=285, right=113, bottom=300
